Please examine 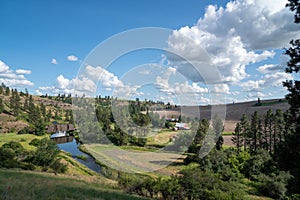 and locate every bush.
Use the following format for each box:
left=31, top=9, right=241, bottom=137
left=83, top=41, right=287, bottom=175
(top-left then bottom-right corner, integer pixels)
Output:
left=258, top=172, right=292, bottom=199
left=18, top=126, right=31, bottom=134
left=50, top=159, right=68, bottom=173
left=29, top=138, right=60, bottom=166
left=243, top=149, right=278, bottom=180
left=1, top=141, right=24, bottom=155
left=29, top=138, right=41, bottom=147
left=136, top=138, right=147, bottom=147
